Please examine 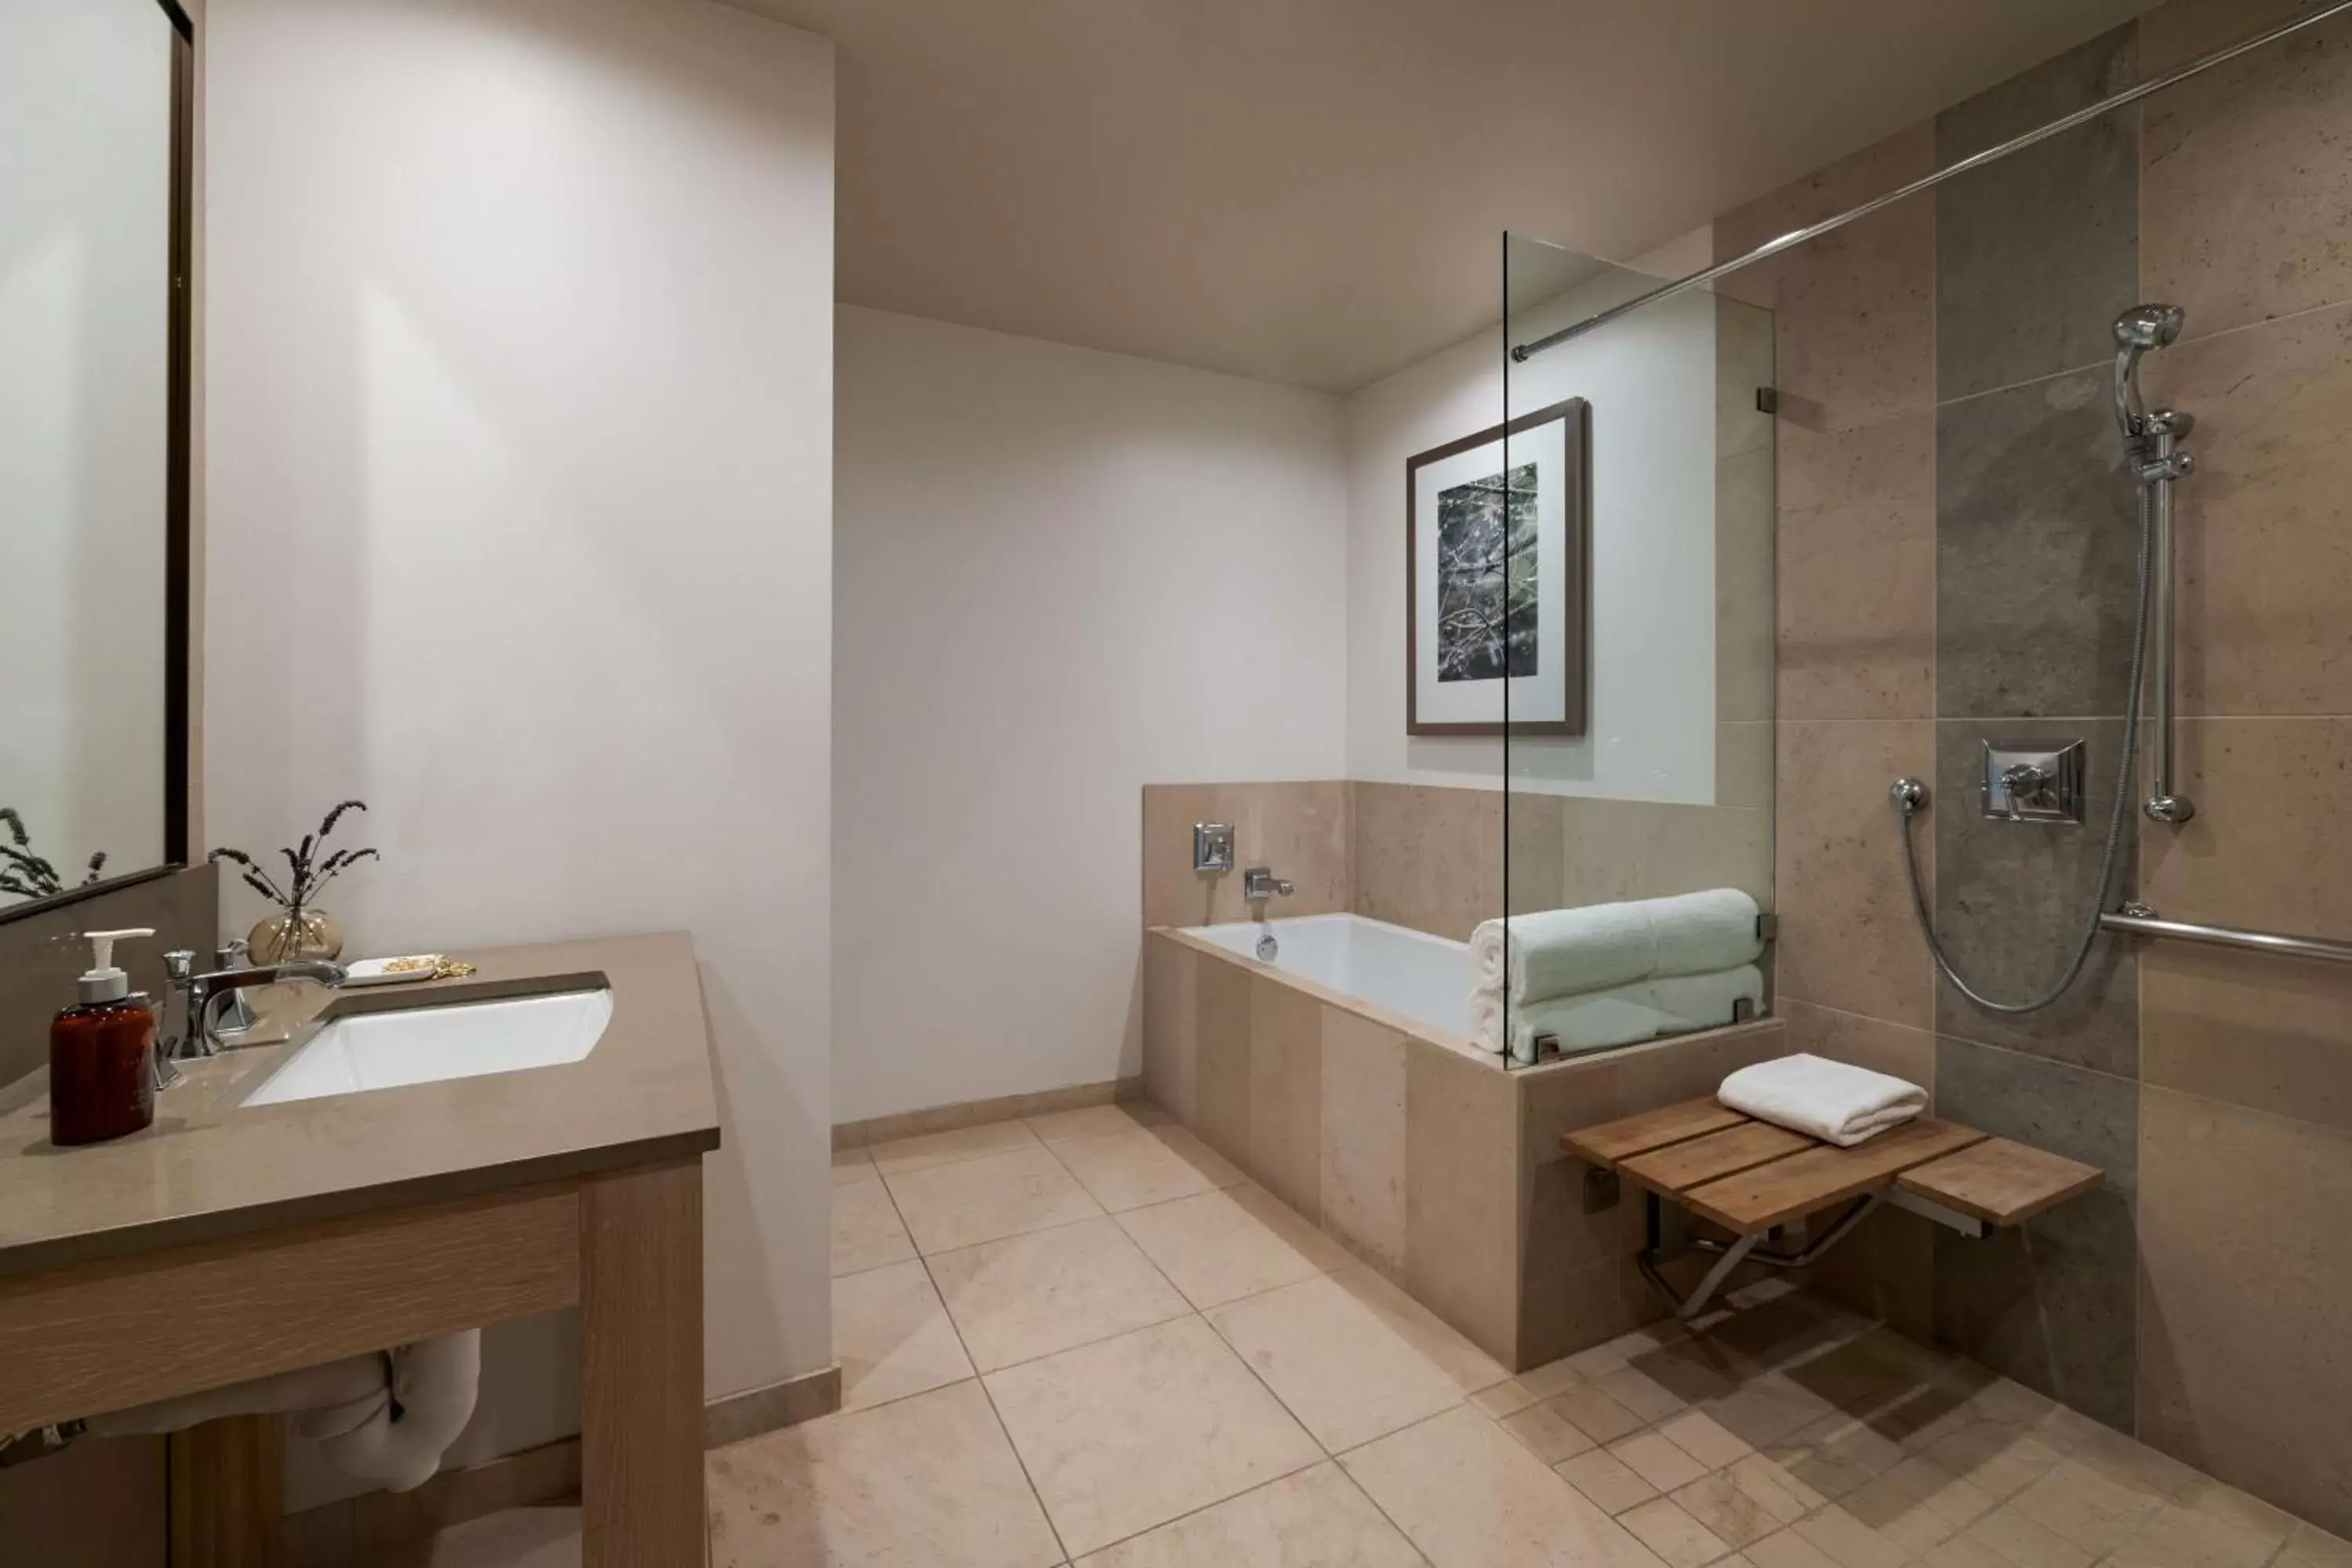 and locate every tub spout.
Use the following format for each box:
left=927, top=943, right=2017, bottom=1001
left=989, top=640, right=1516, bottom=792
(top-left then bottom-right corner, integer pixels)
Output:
left=1243, top=866, right=1294, bottom=902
